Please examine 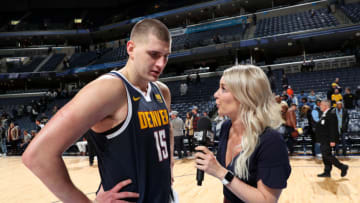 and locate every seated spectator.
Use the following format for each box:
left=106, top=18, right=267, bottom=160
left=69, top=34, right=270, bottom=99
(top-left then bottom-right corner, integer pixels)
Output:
left=299, top=97, right=311, bottom=111
left=20, top=130, right=32, bottom=152
left=291, top=94, right=298, bottom=106
left=331, top=88, right=343, bottom=107
left=297, top=90, right=308, bottom=103
left=343, top=87, right=355, bottom=109
left=308, top=90, right=317, bottom=108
